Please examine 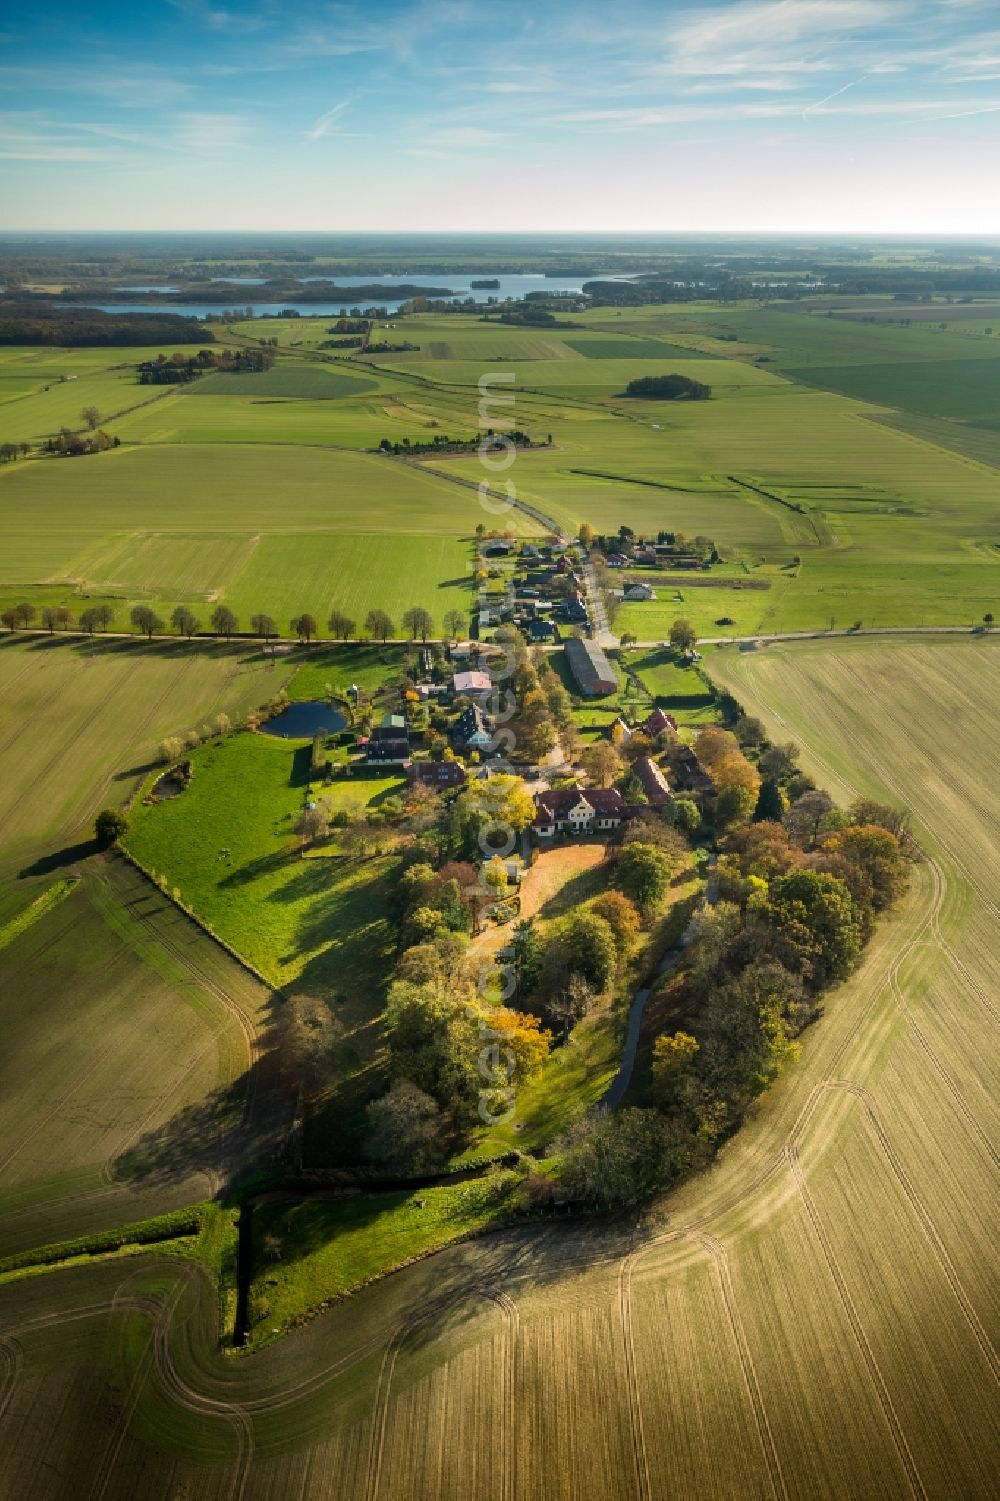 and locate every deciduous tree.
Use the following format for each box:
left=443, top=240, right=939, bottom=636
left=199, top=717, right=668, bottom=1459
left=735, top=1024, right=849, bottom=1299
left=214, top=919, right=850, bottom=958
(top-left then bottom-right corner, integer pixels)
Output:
left=210, top=605, right=238, bottom=638
left=365, top=608, right=394, bottom=642
left=581, top=740, right=622, bottom=788
left=401, top=605, right=433, bottom=642
left=171, top=605, right=200, bottom=638
left=327, top=610, right=356, bottom=640
left=669, top=617, right=697, bottom=652
left=130, top=605, right=163, bottom=639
